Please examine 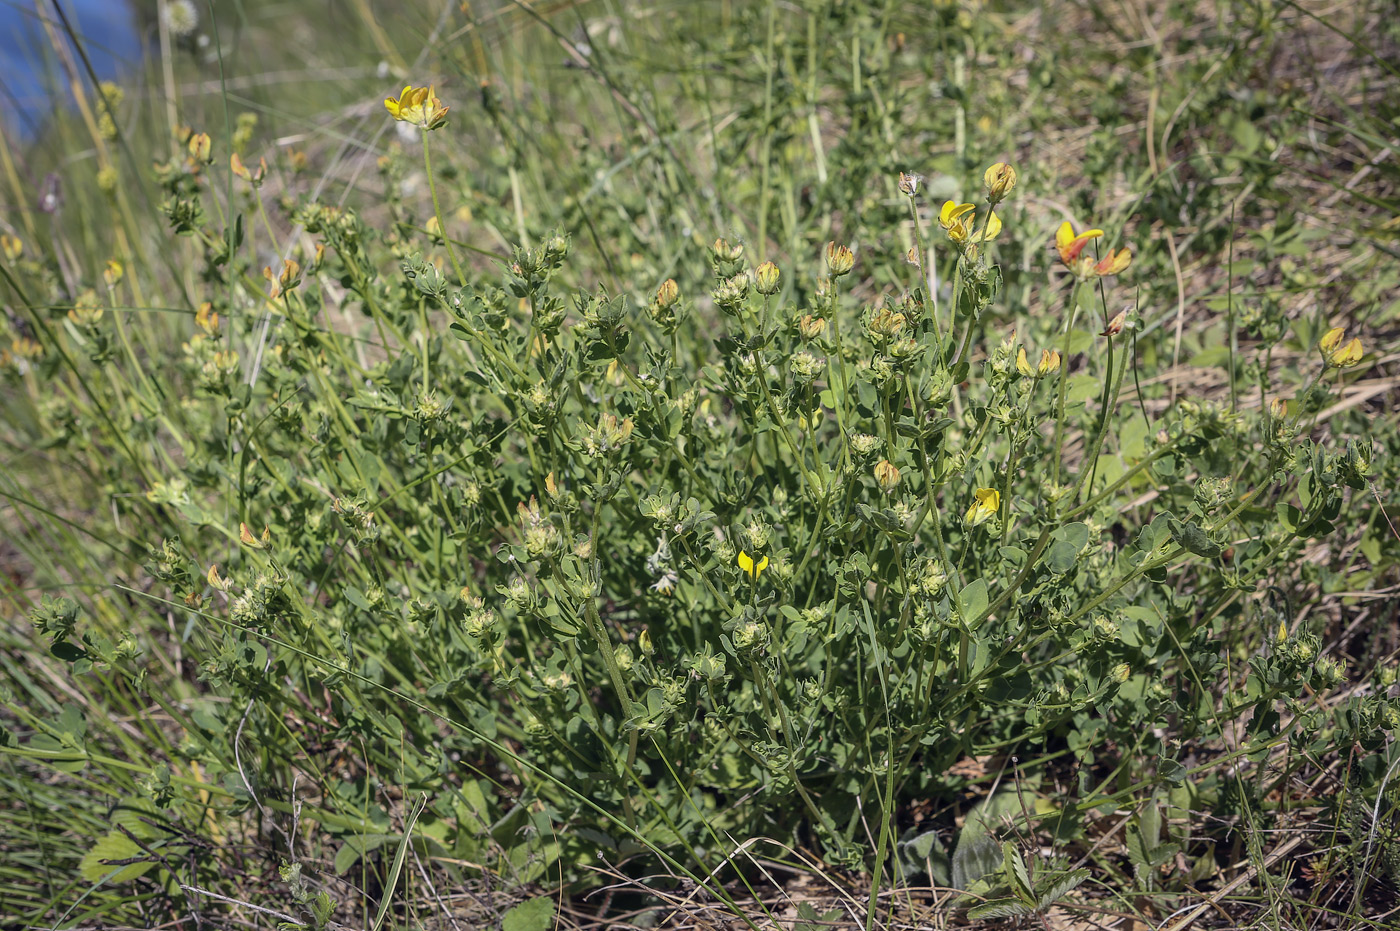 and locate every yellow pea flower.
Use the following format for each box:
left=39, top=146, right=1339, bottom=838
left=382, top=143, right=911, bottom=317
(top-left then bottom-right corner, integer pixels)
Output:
left=1328, top=337, right=1363, bottom=368
left=384, top=85, right=449, bottom=131
left=965, top=488, right=1000, bottom=527
left=1318, top=326, right=1345, bottom=354
left=737, top=550, right=769, bottom=579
